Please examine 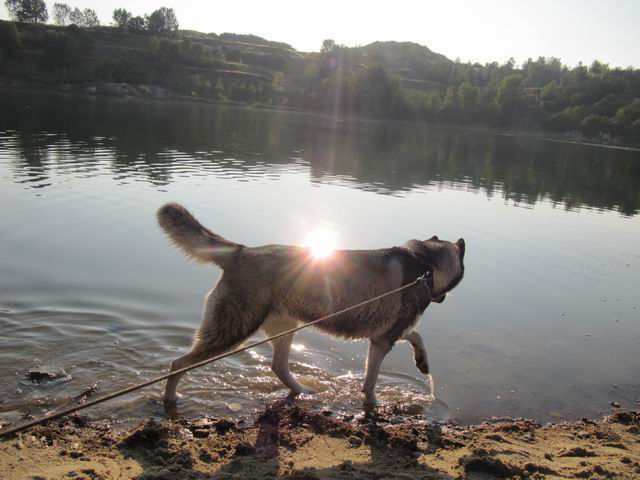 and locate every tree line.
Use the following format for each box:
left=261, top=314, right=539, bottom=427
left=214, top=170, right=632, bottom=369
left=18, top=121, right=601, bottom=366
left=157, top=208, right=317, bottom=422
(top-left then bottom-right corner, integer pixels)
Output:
left=4, top=0, right=178, bottom=33
left=1, top=3, right=638, bottom=144
left=297, top=41, right=640, bottom=142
